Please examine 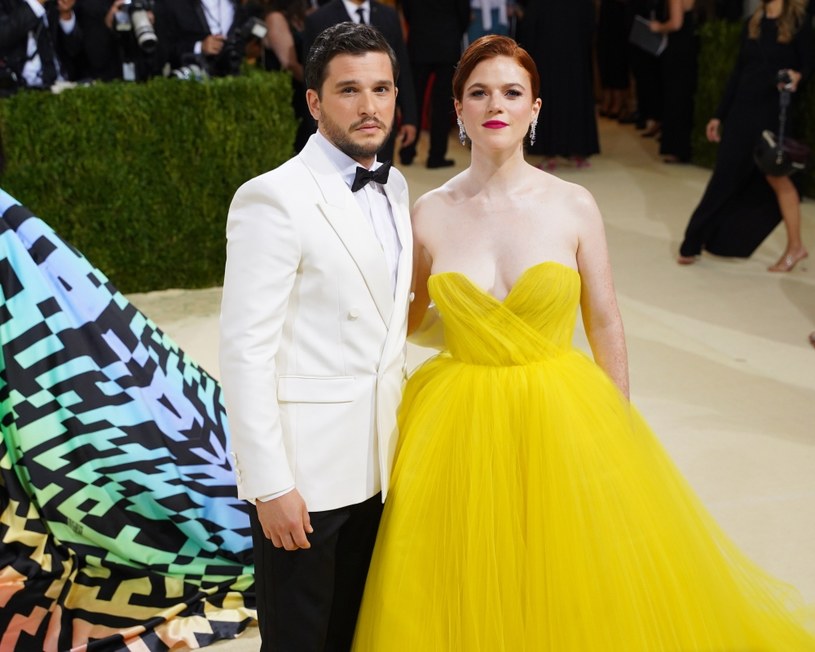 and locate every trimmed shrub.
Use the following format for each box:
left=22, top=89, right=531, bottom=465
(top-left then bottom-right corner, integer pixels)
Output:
left=0, top=72, right=297, bottom=292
